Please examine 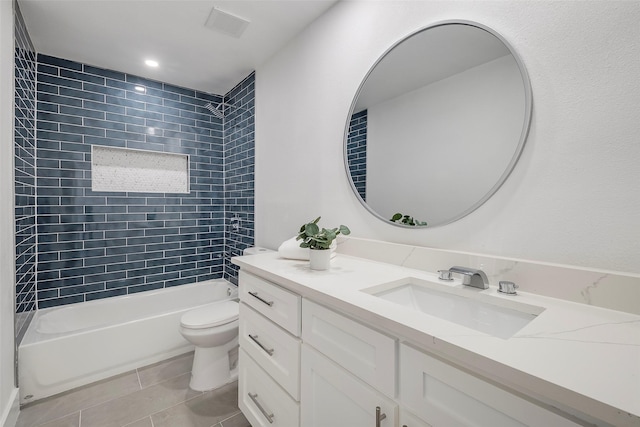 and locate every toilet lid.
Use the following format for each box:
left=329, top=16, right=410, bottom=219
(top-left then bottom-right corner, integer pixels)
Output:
left=180, top=301, right=239, bottom=329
